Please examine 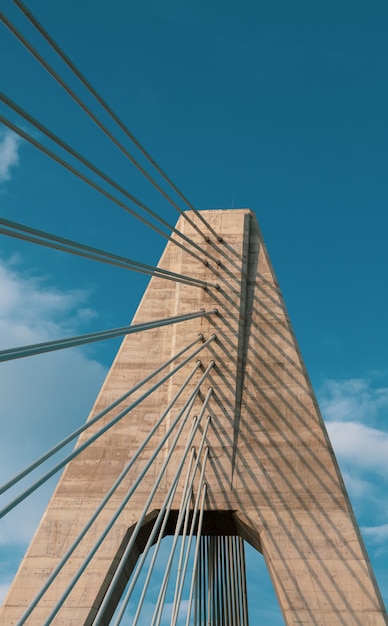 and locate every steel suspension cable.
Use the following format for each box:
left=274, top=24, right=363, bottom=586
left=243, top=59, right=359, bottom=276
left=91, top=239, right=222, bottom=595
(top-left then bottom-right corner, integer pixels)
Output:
left=149, top=432, right=203, bottom=626
left=0, top=309, right=217, bottom=363
left=189, top=535, right=250, bottom=626
left=0, top=114, right=209, bottom=266
left=185, top=483, right=207, bottom=626
left=215, top=537, right=220, bottom=625
left=198, top=535, right=205, bottom=625
left=11, top=0, right=221, bottom=241
left=150, top=457, right=196, bottom=626
left=152, top=520, right=184, bottom=626
left=212, top=538, right=218, bottom=625
left=233, top=538, right=241, bottom=625
left=0, top=217, right=216, bottom=289
left=227, top=537, right=235, bottom=624
left=15, top=362, right=203, bottom=626
left=42, top=397, right=203, bottom=626
left=171, top=491, right=193, bottom=625
left=218, top=538, right=224, bottom=625
left=237, top=538, right=244, bottom=625
left=231, top=536, right=239, bottom=625
left=104, top=404, right=211, bottom=626
left=0, top=93, right=216, bottom=261
left=239, top=536, right=249, bottom=626
left=149, top=398, right=212, bottom=626
left=170, top=440, right=211, bottom=625
left=209, top=536, right=215, bottom=624
left=0, top=10, right=217, bottom=253
left=171, top=445, right=210, bottom=626
left=92, top=395, right=211, bottom=625
left=226, top=537, right=234, bottom=624
left=239, top=539, right=247, bottom=625
left=201, top=536, right=207, bottom=625
left=233, top=537, right=241, bottom=625
left=0, top=344, right=216, bottom=518
left=217, top=537, right=224, bottom=625
left=154, top=429, right=209, bottom=626
left=0, top=334, right=205, bottom=496
left=113, top=434, right=202, bottom=625
left=119, top=448, right=197, bottom=626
